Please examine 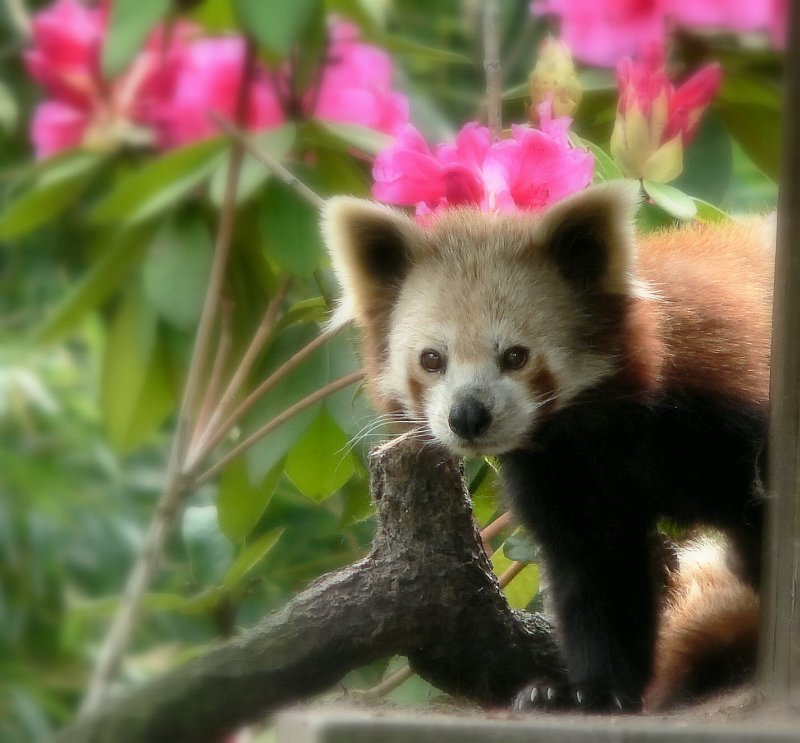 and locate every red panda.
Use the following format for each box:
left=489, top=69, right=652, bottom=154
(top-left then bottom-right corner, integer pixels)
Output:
left=322, top=182, right=773, bottom=712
